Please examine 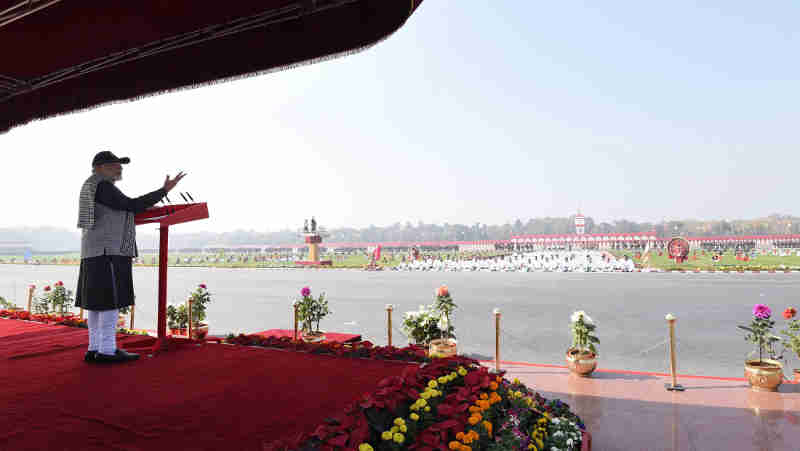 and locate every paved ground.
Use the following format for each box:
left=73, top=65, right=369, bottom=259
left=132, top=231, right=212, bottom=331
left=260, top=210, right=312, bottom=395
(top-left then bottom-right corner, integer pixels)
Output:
left=498, top=361, right=800, bottom=451
left=3, top=265, right=800, bottom=378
